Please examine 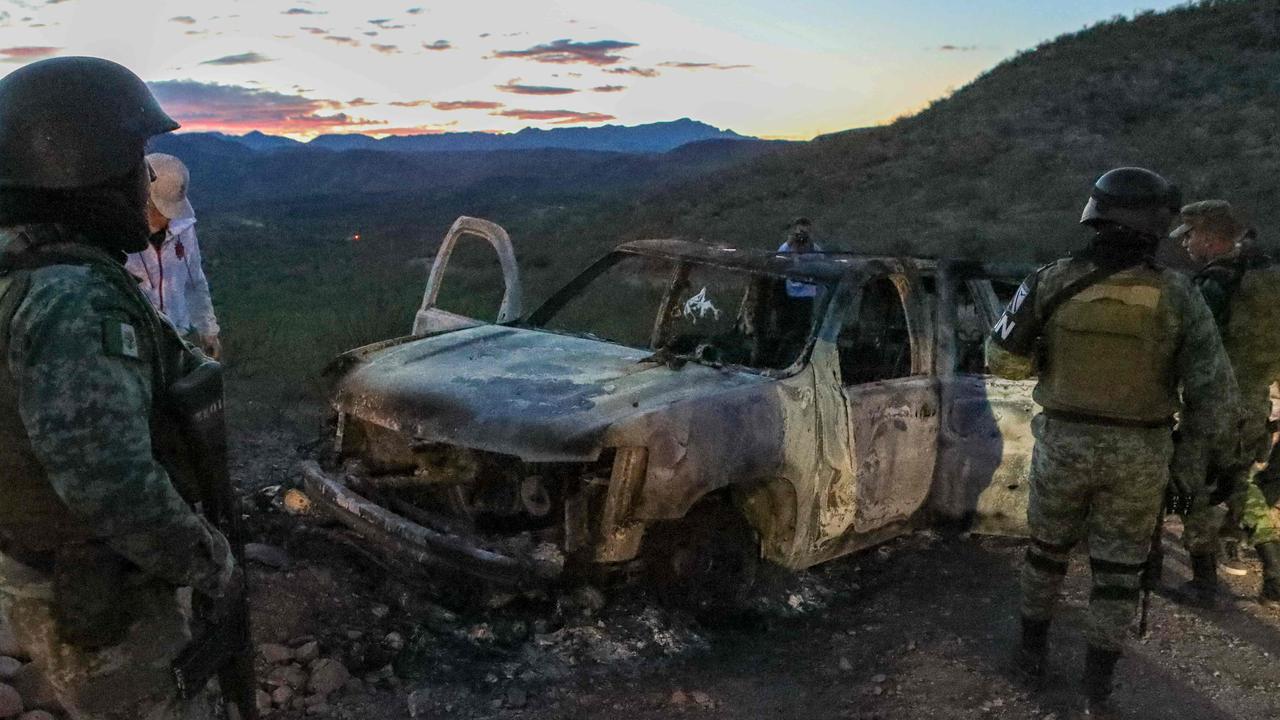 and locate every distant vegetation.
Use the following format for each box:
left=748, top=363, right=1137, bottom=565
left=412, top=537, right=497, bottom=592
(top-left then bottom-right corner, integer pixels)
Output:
left=180, top=0, right=1280, bottom=426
